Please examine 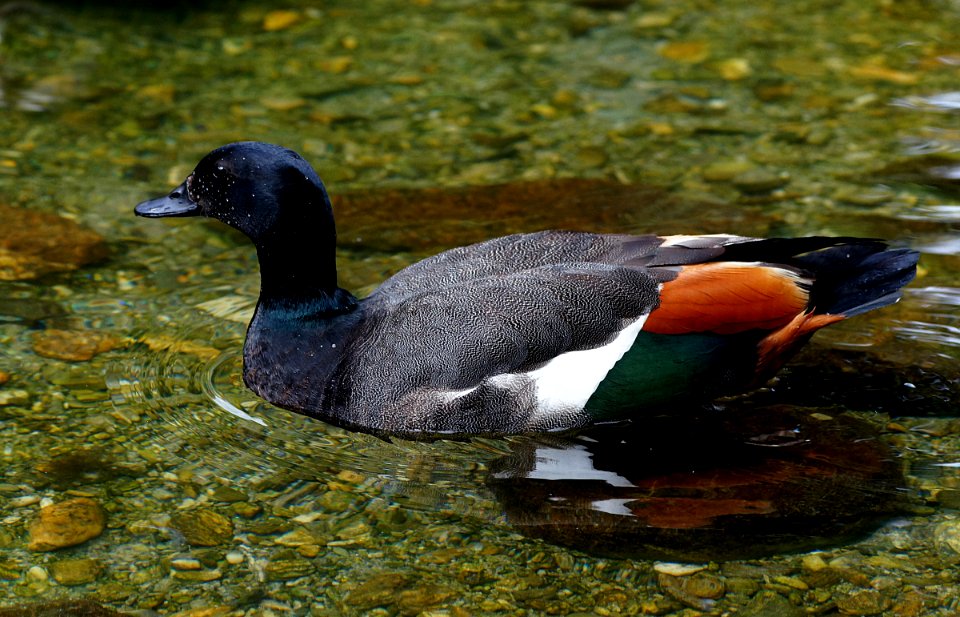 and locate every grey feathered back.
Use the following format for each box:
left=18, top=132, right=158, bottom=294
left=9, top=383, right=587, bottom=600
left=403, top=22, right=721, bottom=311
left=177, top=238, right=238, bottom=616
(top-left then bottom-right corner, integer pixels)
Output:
left=333, top=232, right=668, bottom=433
